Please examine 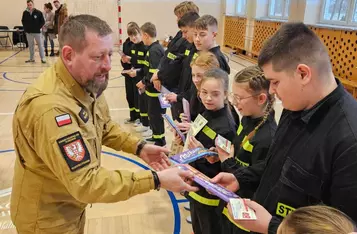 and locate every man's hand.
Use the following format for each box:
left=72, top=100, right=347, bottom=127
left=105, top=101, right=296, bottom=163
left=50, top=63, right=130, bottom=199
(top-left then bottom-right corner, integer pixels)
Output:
left=227, top=200, right=272, bottom=234
left=187, top=136, right=204, bottom=150
left=150, top=72, right=159, bottom=82
left=210, top=172, right=240, bottom=192
left=157, top=166, right=199, bottom=193
left=205, top=147, right=220, bottom=164
left=139, top=144, right=170, bottom=171
left=216, top=144, right=234, bottom=162
left=165, top=93, right=177, bottom=103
